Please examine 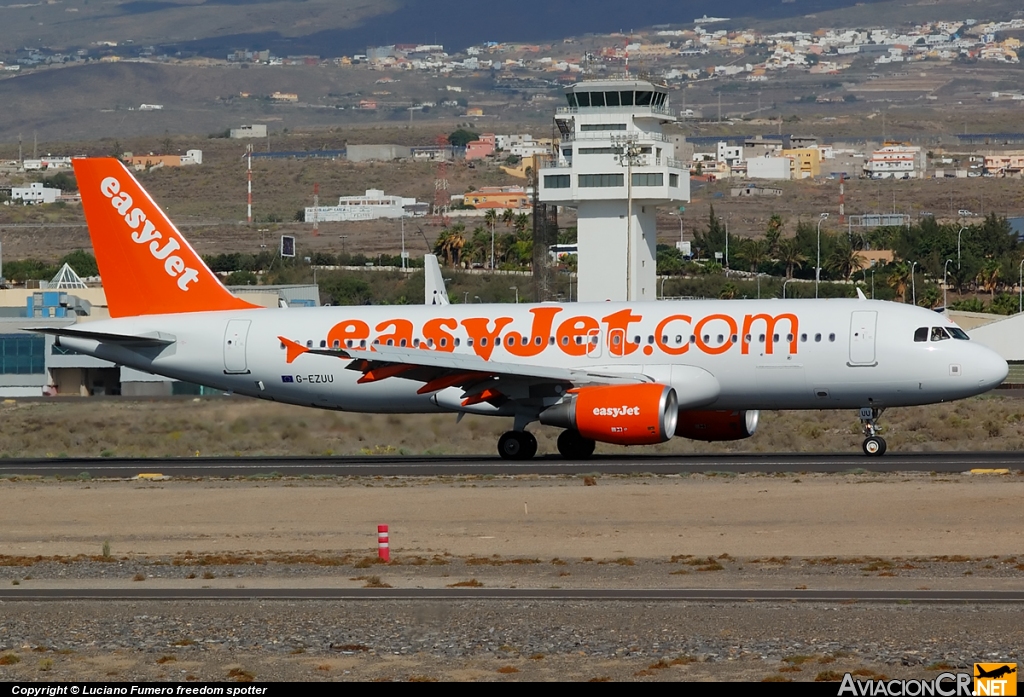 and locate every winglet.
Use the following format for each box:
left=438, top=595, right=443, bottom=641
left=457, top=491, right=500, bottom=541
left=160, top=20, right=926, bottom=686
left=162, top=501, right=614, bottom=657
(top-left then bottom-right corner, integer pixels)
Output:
left=856, top=287, right=867, bottom=300
left=278, top=336, right=308, bottom=364
left=73, top=157, right=260, bottom=318
left=424, top=254, right=450, bottom=306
